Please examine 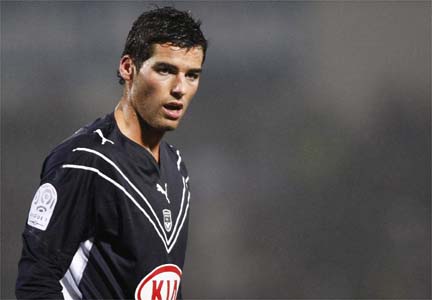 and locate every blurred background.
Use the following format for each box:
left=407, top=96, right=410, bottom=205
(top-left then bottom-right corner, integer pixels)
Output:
left=1, top=1, right=430, bottom=299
